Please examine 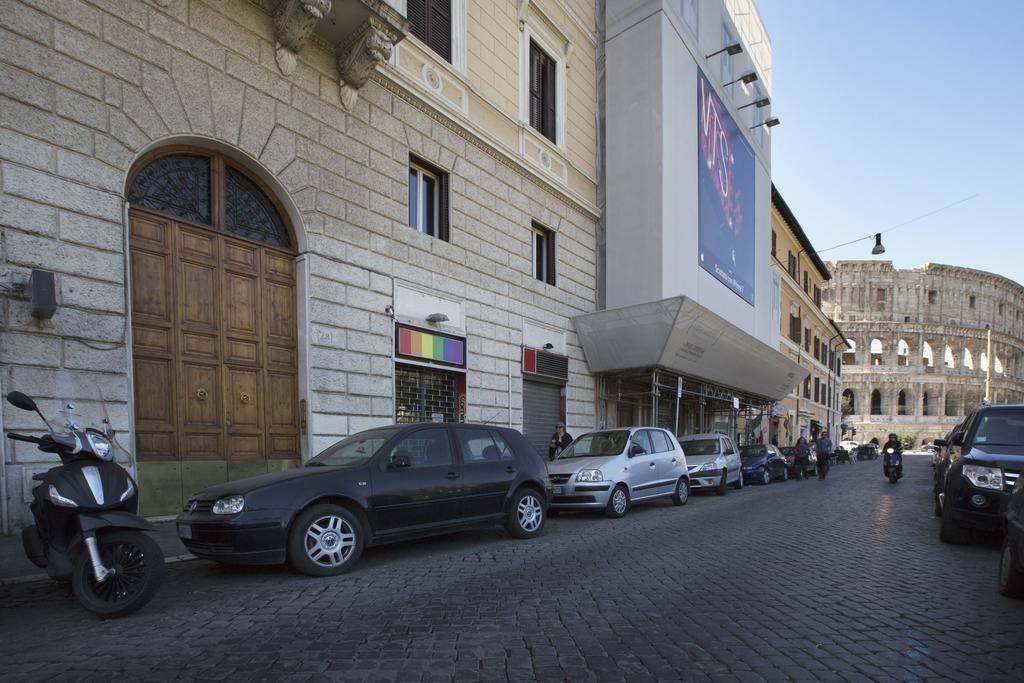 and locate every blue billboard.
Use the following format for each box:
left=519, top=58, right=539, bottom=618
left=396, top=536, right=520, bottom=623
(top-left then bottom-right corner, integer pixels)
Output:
left=697, top=68, right=756, bottom=305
